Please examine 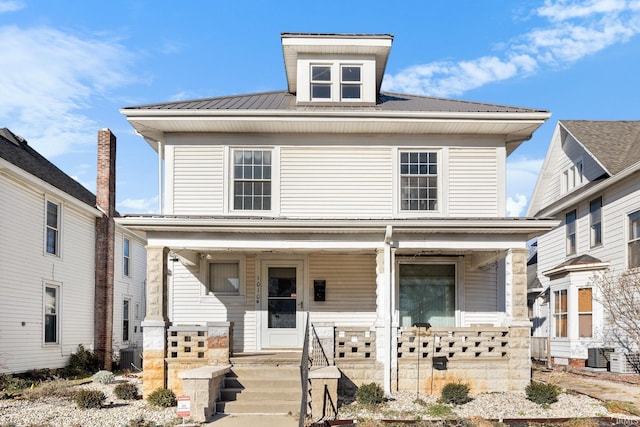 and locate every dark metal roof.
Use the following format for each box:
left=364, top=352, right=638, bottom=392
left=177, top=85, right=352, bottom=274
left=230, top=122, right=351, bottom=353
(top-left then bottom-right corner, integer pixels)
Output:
left=0, top=128, right=96, bottom=208
left=561, top=120, right=640, bottom=175
left=122, top=90, right=547, bottom=114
